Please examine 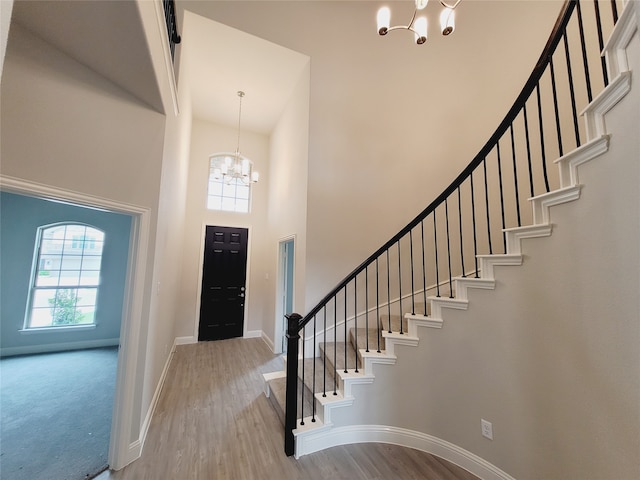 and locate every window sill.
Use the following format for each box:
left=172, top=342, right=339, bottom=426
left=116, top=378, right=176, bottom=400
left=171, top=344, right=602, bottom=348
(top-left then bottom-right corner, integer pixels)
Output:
left=19, top=324, right=97, bottom=334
